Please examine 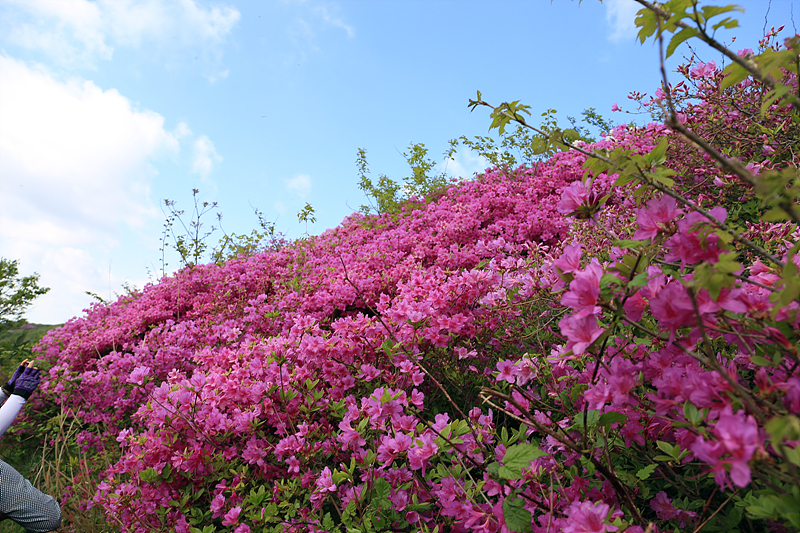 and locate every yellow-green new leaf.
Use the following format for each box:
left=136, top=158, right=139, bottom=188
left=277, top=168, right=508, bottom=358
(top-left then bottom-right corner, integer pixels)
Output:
left=666, top=27, right=698, bottom=58
left=721, top=63, right=750, bottom=90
